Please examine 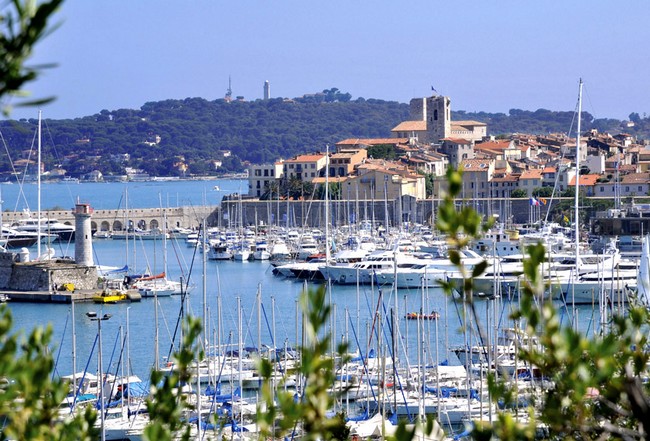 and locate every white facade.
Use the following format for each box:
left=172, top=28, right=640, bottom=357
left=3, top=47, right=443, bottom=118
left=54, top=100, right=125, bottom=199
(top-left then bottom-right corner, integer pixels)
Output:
left=248, top=162, right=284, bottom=198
